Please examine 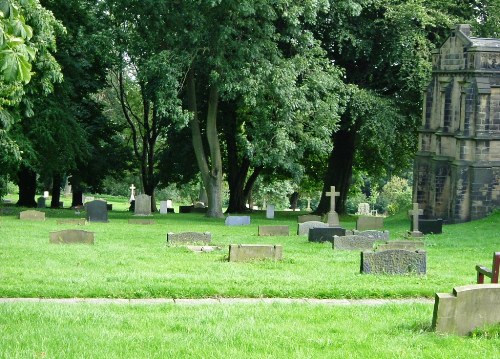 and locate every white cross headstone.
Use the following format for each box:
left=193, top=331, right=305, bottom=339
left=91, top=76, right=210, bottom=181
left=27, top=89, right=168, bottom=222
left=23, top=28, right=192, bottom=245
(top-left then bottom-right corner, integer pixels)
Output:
left=306, top=197, right=312, bottom=212
left=408, top=203, right=424, bottom=237
left=326, top=186, right=340, bottom=226
left=129, top=184, right=136, bottom=203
